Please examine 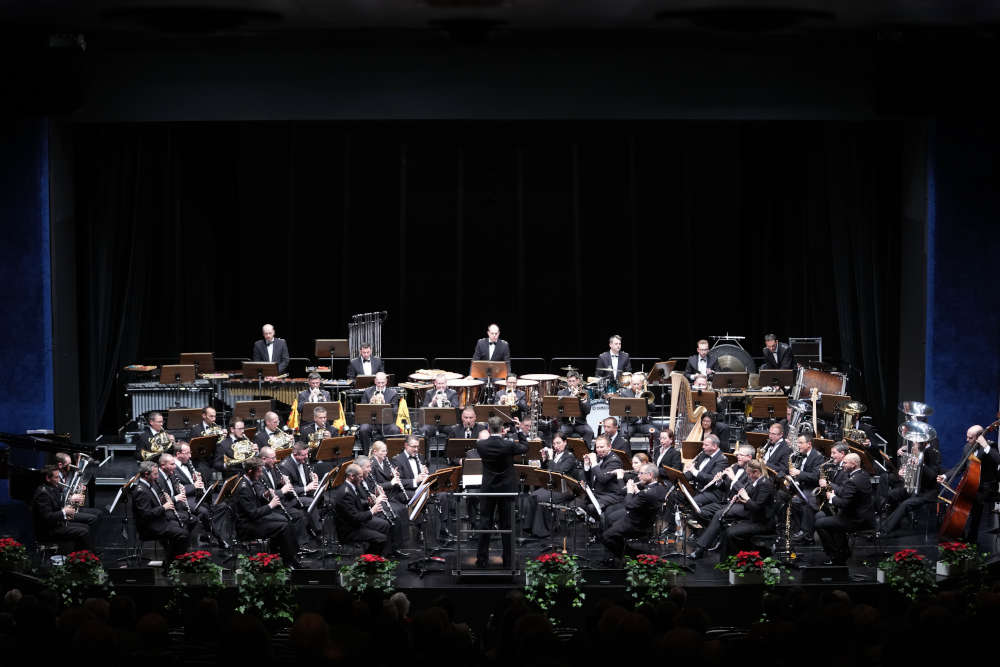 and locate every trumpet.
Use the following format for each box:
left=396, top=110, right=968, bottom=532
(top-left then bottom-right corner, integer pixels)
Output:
left=371, top=390, right=386, bottom=405
left=570, top=385, right=590, bottom=403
